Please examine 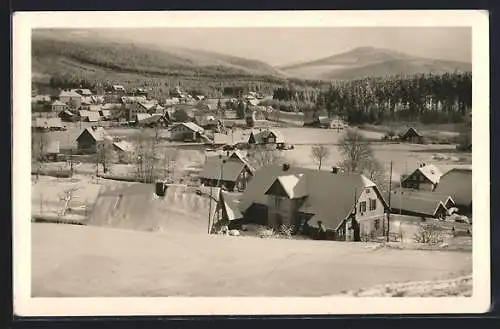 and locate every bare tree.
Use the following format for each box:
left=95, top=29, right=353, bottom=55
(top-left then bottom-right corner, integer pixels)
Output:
left=133, top=128, right=161, bottom=183
left=247, top=145, right=285, bottom=170
left=58, top=186, right=80, bottom=217
left=32, top=131, right=50, bottom=181
left=311, top=144, right=330, bottom=170
left=96, top=140, right=115, bottom=175
left=338, top=129, right=376, bottom=173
